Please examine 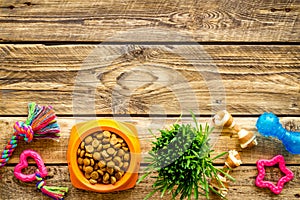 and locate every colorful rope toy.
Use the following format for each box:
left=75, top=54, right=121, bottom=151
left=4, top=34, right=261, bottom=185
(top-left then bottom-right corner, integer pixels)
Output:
left=0, top=102, right=60, bottom=167
left=256, top=112, right=300, bottom=154
left=14, top=149, right=68, bottom=200
left=255, top=155, right=293, bottom=194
